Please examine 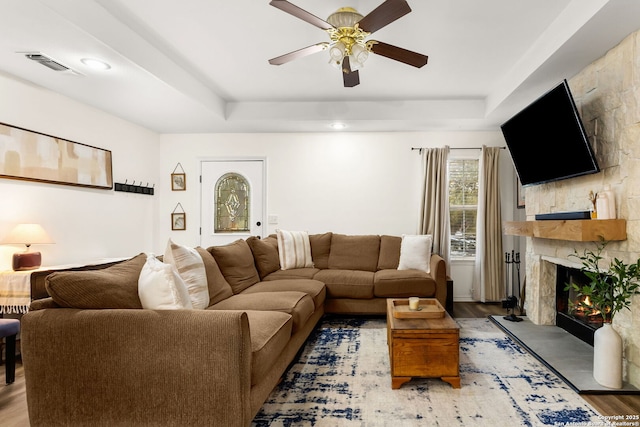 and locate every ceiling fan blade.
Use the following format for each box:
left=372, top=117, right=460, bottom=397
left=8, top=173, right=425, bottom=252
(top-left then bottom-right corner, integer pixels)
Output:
left=370, top=41, right=428, bottom=68
left=357, top=0, right=412, bottom=34
left=269, top=0, right=334, bottom=30
left=269, top=43, right=328, bottom=65
left=342, top=56, right=360, bottom=88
